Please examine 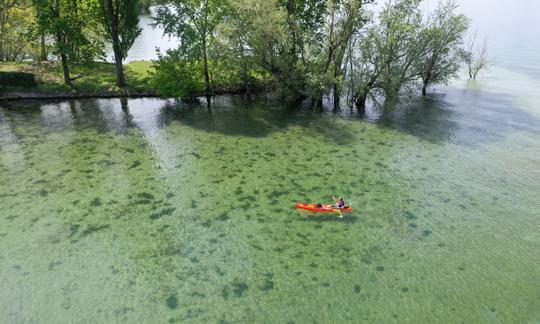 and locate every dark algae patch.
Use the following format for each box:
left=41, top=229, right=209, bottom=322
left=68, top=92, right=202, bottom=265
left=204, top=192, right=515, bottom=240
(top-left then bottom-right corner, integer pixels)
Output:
left=232, top=281, right=248, bottom=297
left=90, top=198, right=102, bottom=207
left=138, top=192, right=155, bottom=200
left=81, top=224, right=110, bottom=237
left=166, top=295, right=178, bottom=309
left=128, top=161, right=141, bottom=169
left=150, top=207, right=177, bottom=219
left=217, top=212, right=230, bottom=221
